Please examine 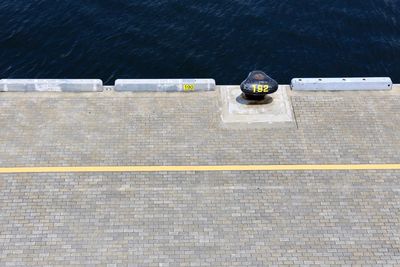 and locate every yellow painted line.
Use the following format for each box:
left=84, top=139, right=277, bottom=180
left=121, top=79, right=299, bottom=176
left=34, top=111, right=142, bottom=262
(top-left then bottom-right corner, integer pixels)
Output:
left=0, top=164, right=399, bottom=174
